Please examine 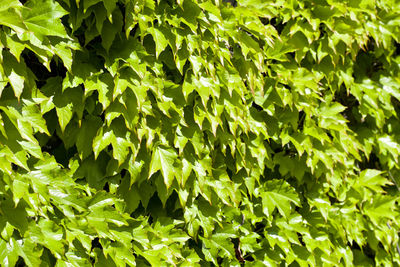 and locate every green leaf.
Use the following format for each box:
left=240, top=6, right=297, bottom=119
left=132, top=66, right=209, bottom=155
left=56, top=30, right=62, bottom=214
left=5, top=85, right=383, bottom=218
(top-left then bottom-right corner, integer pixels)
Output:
left=0, top=199, right=29, bottom=234
left=363, top=195, right=398, bottom=226
left=83, top=0, right=102, bottom=12
left=111, top=136, right=130, bottom=166
left=53, top=86, right=84, bottom=132
left=118, top=179, right=140, bottom=213
left=76, top=115, right=102, bottom=159
left=356, top=169, right=390, bottom=193
left=21, top=104, right=50, bottom=135
left=28, top=219, right=64, bottom=255
left=74, top=154, right=108, bottom=189
left=101, top=8, right=123, bottom=52
left=0, top=0, right=22, bottom=10
left=15, top=239, right=43, bottom=267
left=0, top=0, right=399, bottom=265
left=260, top=180, right=300, bottom=218
left=21, top=0, right=69, bottom=39
left=200, top=227, right=237, bottom=263
left=149, top=27, right=168, bottom=58
left=103, top=0, right=118, bottom=19
left=12, top=178, right=29, bottom=205
left=2, top=51, right=26, bottom=99
left=0, top=0, right=25, bottom=33
left=93, top=129, right=113, bottom=159
left=55, top=103, right=73, bottom=132
left=17, top=140, right=43, bottom=159
left=0, top=238, right=18, bottom=267
left=89, top=191, right=117, bottom=211
left=84, top=73, right=114, bottom=110
left=149, top=145, right=178, bottom=188
left=8, top=71, right=24, bottom=99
